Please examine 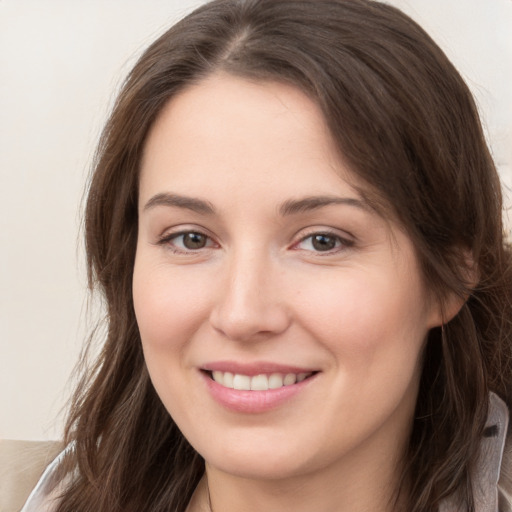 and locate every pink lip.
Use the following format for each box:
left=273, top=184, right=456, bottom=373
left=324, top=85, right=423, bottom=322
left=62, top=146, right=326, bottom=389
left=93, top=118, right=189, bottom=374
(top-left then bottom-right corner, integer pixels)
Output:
left=202, top=360, right=317, bottom=376
left=199, top=362, right=319, bottom=414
